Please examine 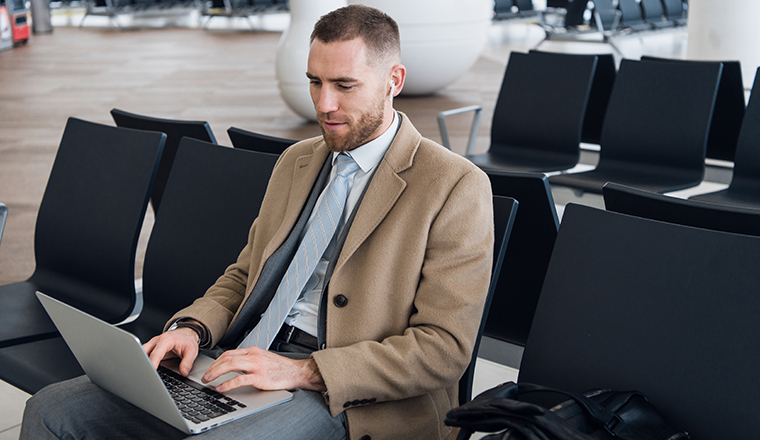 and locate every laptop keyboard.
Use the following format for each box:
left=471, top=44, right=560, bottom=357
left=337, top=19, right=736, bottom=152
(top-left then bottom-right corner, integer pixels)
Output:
left=158, top=366, right=248, bottom=425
